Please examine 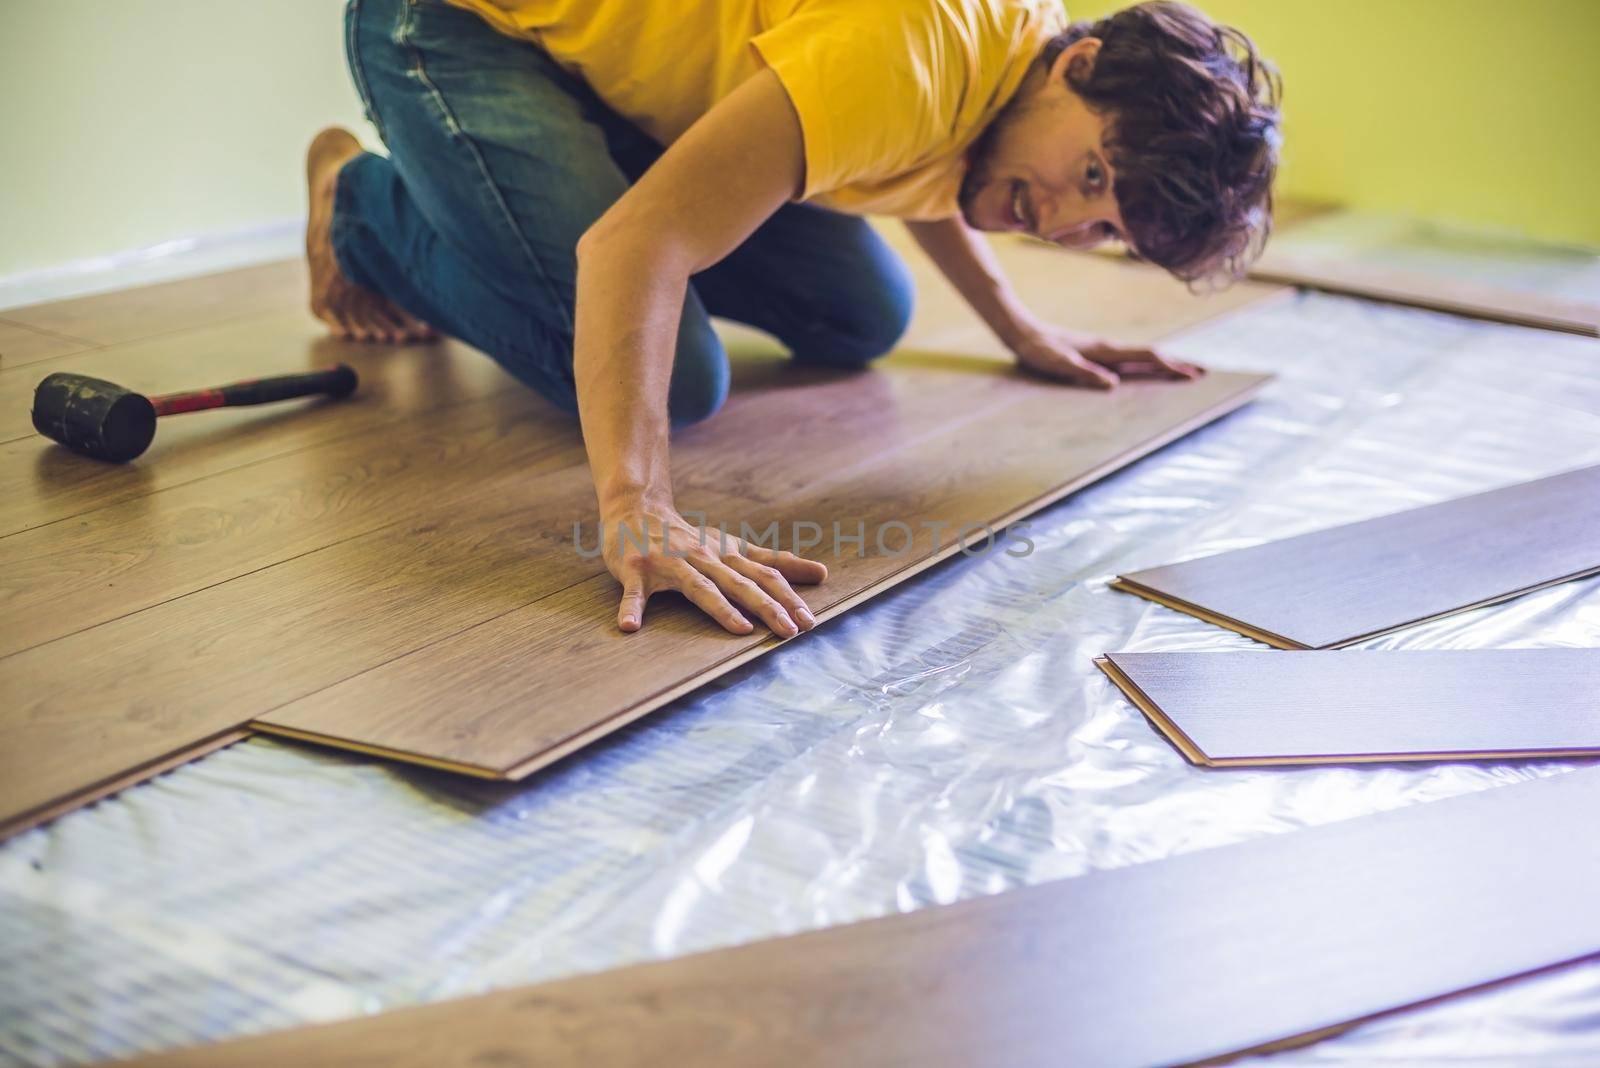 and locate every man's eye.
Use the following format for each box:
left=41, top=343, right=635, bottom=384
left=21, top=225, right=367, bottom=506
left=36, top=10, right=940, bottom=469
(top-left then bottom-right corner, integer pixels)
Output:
left=1086, top=159, right=1104, bottom=188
